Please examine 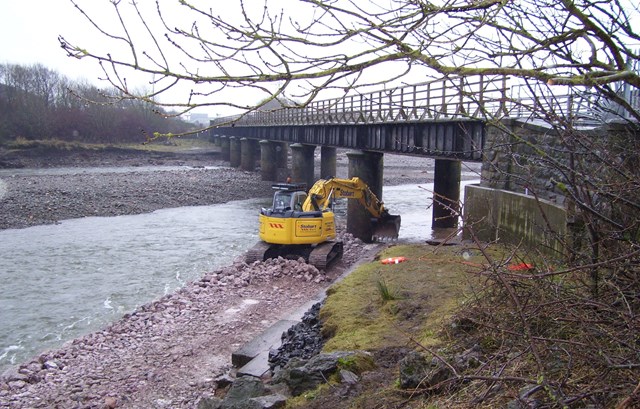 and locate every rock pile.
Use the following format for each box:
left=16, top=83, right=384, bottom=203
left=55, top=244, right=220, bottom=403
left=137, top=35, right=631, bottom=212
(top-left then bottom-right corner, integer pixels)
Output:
left=198, top=257, right=327, bottom=290
left=268, top=302, right=325, bottom=370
